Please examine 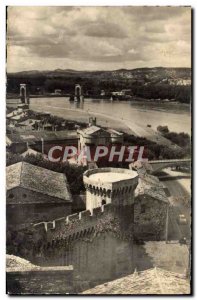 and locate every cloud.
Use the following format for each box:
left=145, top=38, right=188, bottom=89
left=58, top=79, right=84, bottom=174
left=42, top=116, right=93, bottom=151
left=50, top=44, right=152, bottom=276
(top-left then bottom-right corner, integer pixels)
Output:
left=6, top=6, right=191, bottom=72
left=84, top=22, right=128, bottom=38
